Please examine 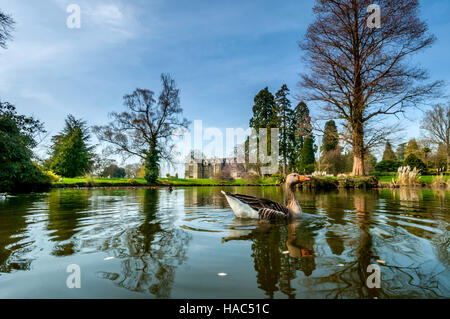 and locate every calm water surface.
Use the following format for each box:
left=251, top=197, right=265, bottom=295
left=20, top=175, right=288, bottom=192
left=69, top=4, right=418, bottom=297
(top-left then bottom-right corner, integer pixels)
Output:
left=0, top=186, right=448, bottom=298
